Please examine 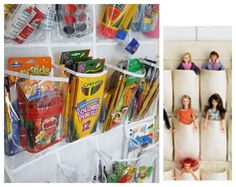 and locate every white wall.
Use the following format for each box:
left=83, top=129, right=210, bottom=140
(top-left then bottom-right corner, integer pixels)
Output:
left=164, top=26, right=232, bottom=41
